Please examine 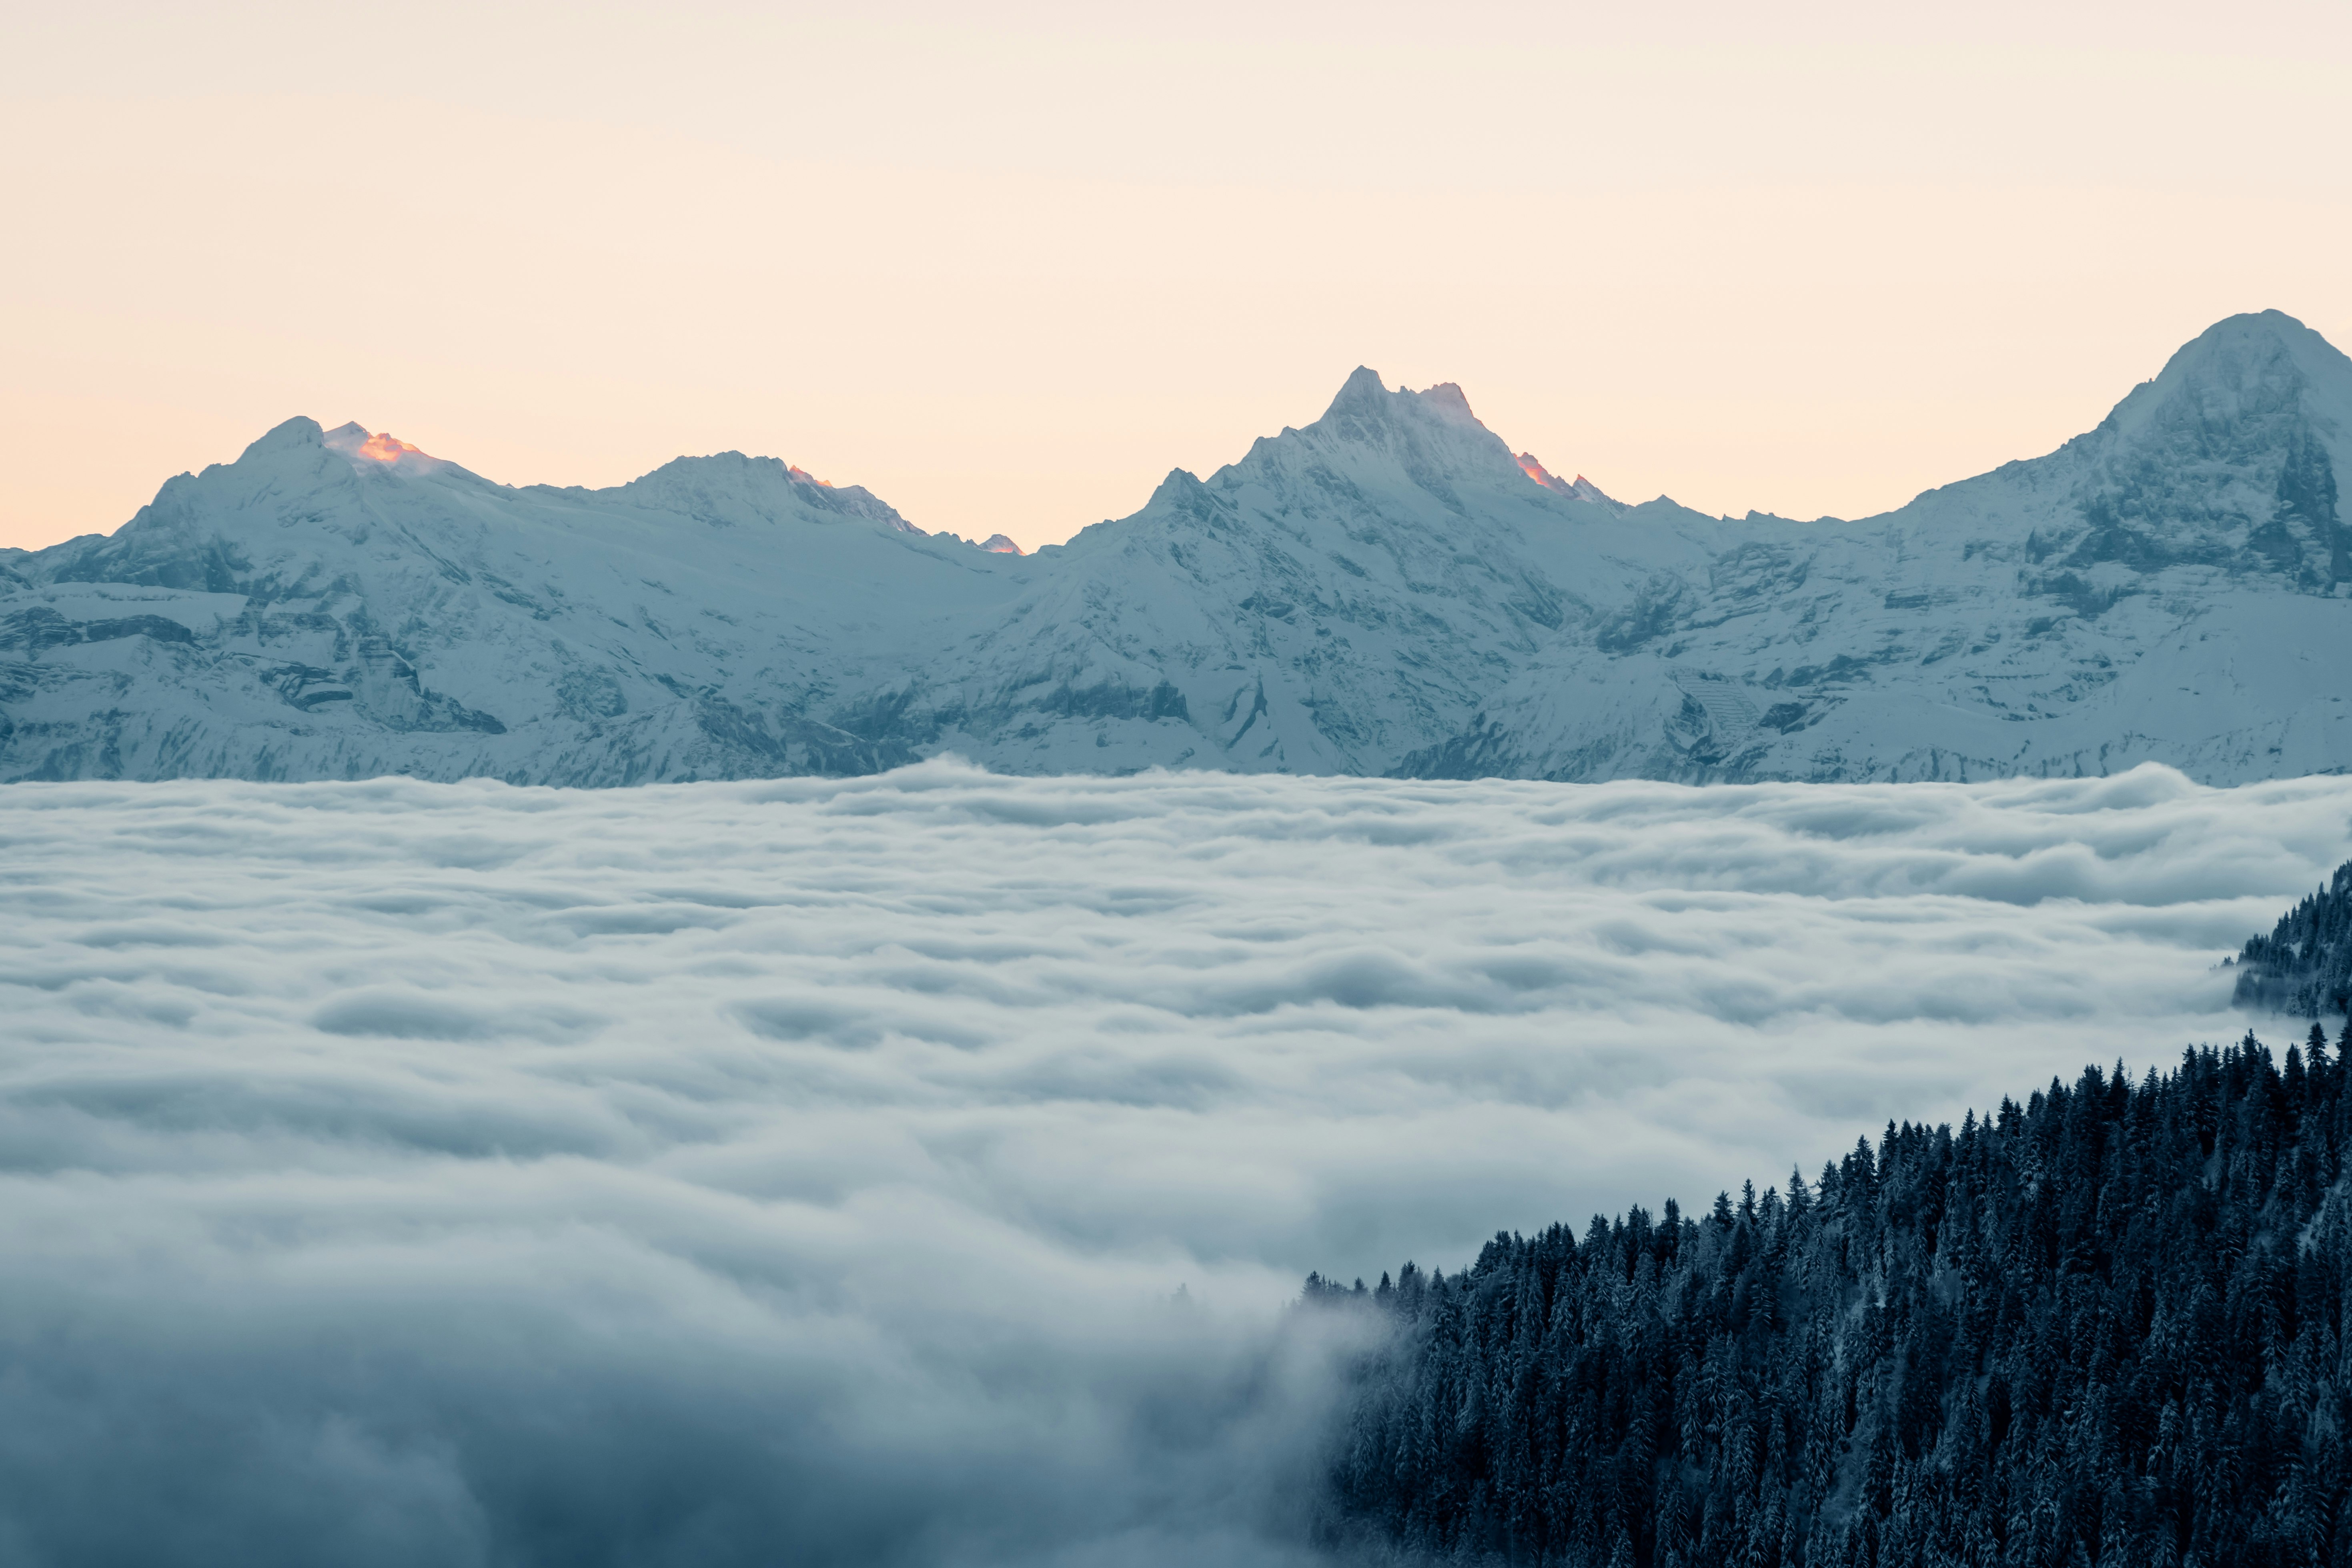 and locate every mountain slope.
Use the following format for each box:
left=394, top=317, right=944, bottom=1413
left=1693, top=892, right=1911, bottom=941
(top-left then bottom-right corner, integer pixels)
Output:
left=1422, top=310, right=2352, bottom=782
left=4, top=311, right=2349, bottom=786
left=4, top=419, right=1034, bottom=783
left=914, top=370, right=1727, bottom=774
